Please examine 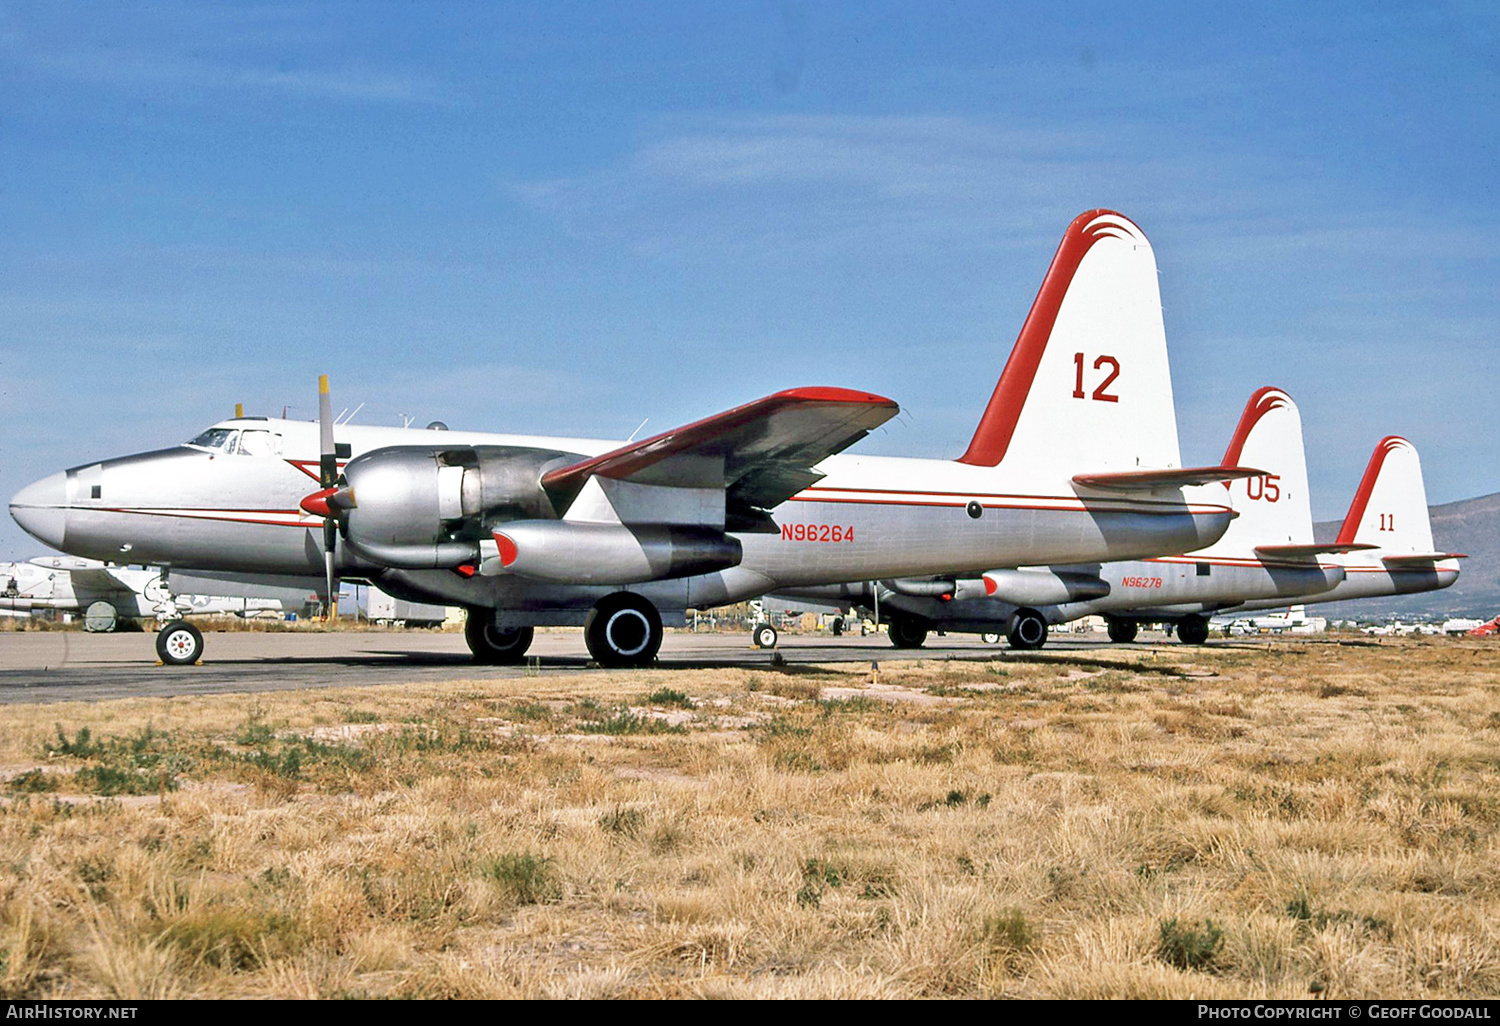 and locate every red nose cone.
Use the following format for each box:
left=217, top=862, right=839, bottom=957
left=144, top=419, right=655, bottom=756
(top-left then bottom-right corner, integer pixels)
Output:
left=983, top=576, right=997, bottom=597
left=300, top=487, right=337, bottom=518
left=494, top=531, right=518, bottom=567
